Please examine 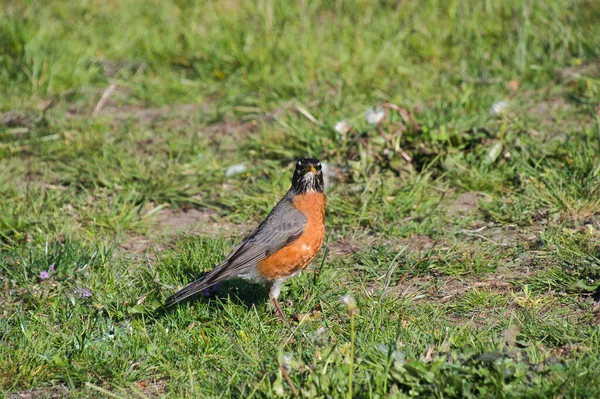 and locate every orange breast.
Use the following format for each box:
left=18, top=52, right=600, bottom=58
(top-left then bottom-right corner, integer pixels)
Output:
left=257, top=192, right=326, bottom=280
